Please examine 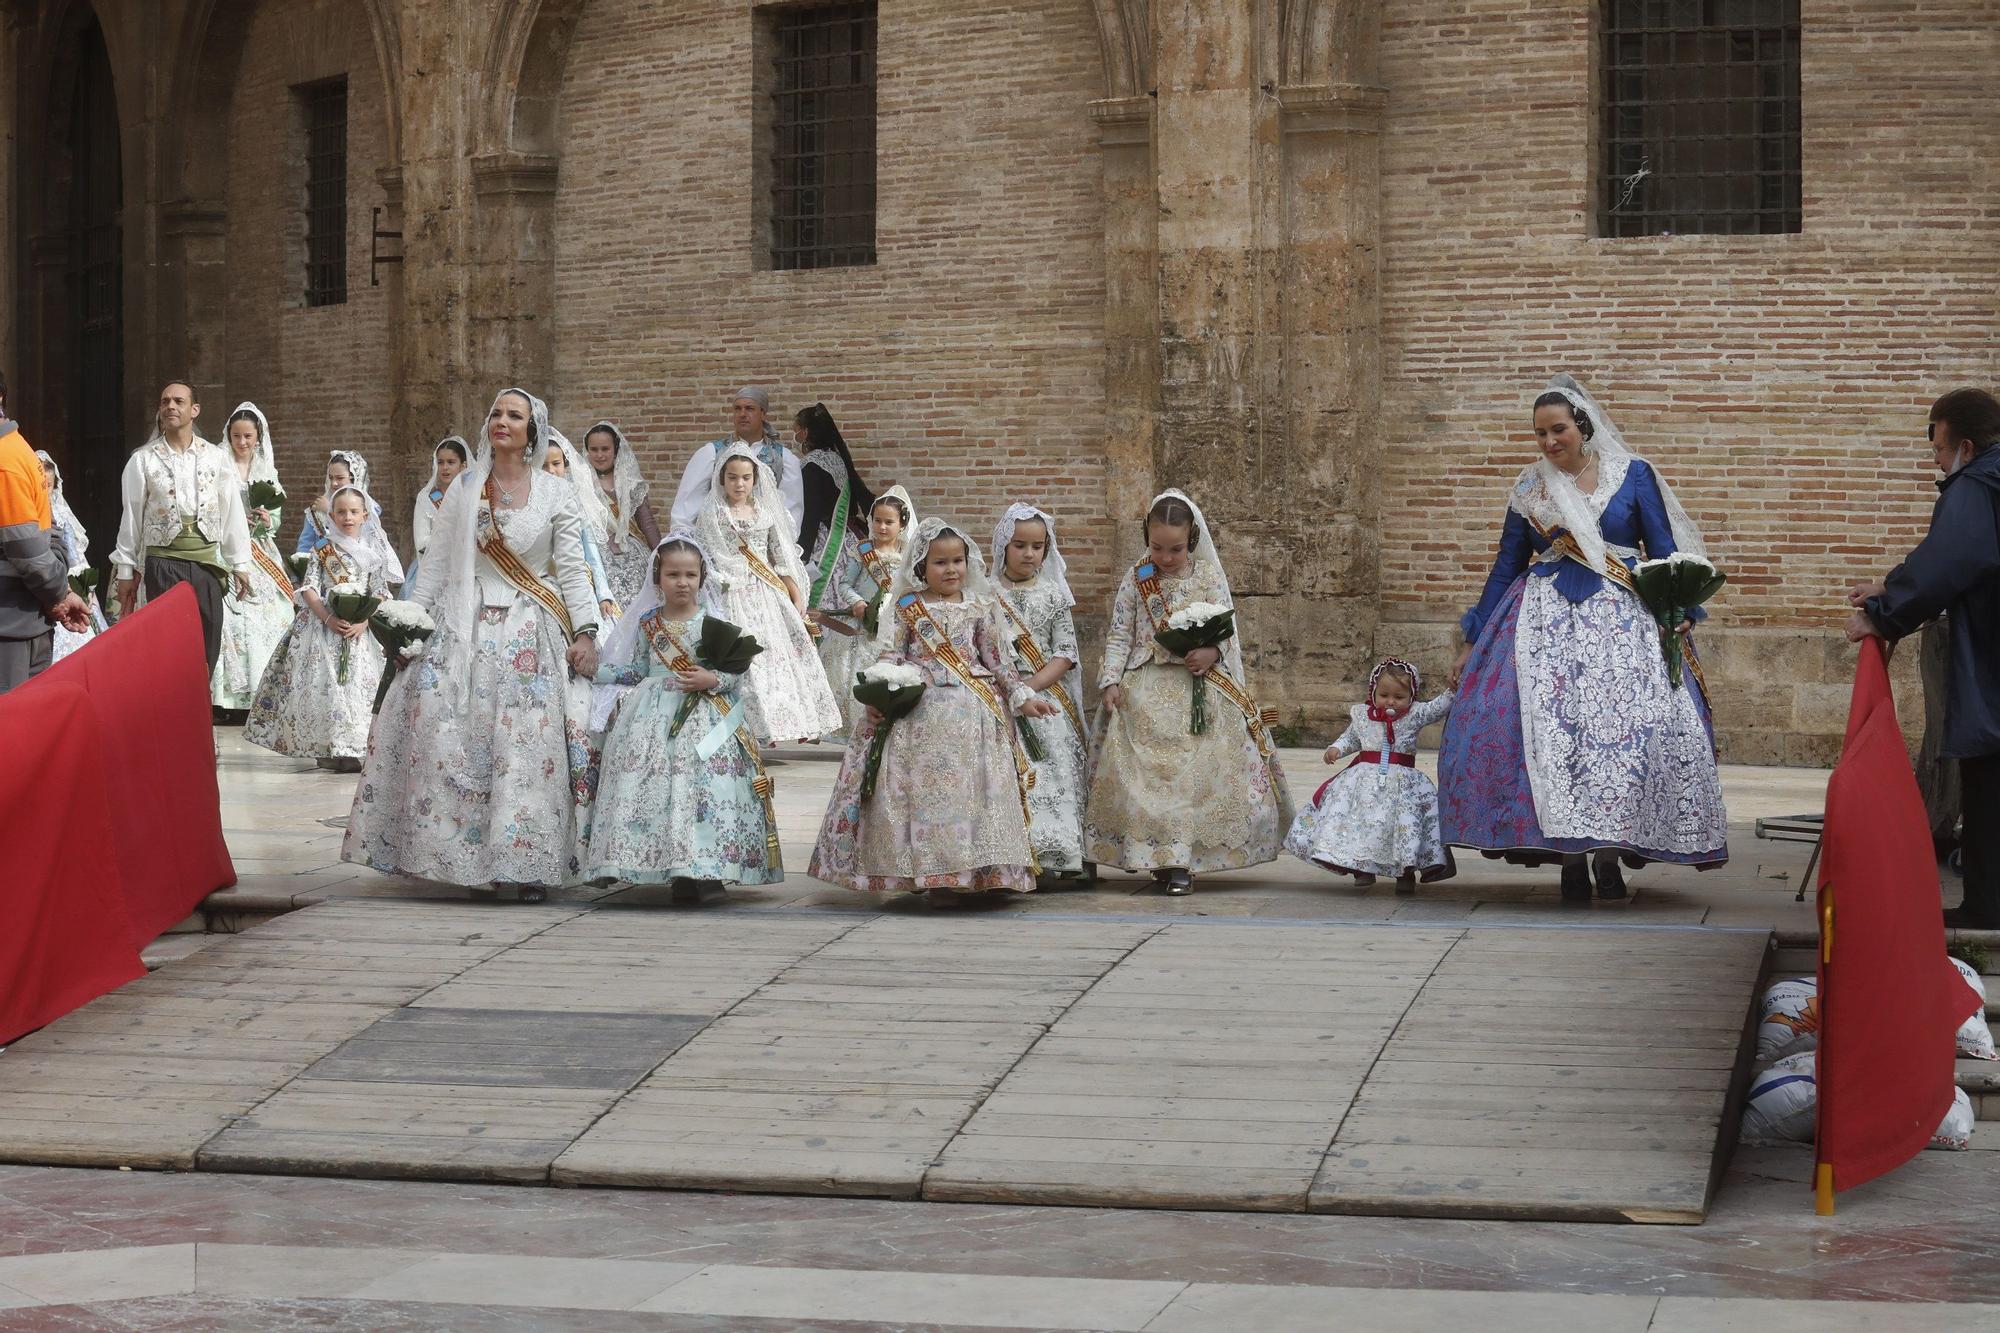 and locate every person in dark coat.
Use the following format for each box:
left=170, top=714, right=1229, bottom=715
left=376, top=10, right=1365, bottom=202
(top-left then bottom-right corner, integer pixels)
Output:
left=1848, top=388, right=2000, bottom=928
